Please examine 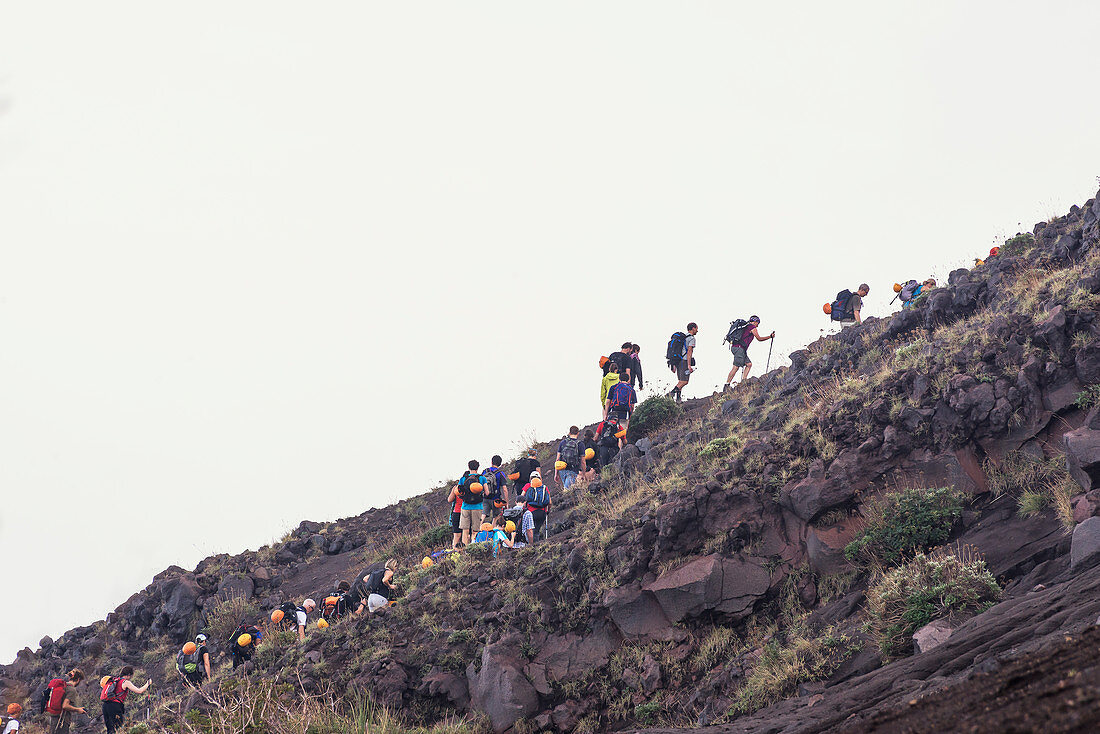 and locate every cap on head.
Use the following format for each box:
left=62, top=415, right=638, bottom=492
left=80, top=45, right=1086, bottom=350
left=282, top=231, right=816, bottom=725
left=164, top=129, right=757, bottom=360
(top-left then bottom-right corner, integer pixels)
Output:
left=530, top=470, right=541, bottom=479
left=196, top=634, right=207, bottom=643
left=749, top=315, right=760, bottom=323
